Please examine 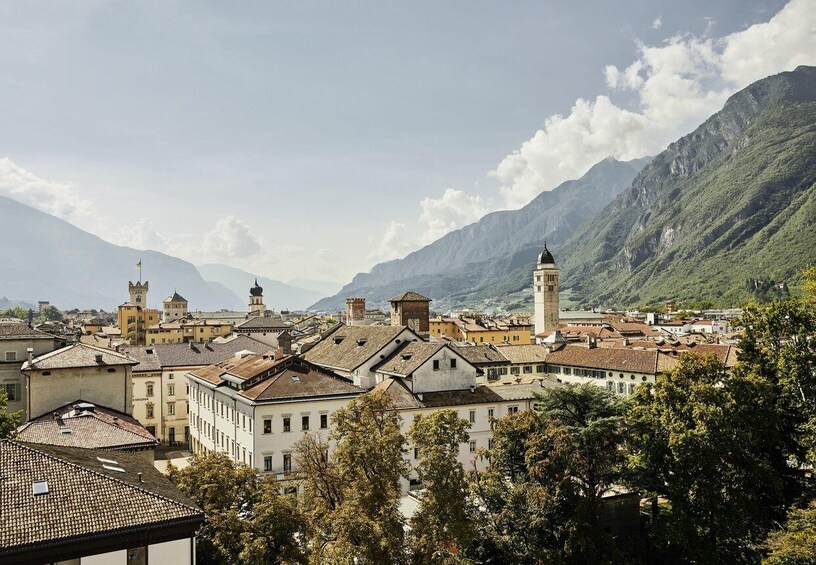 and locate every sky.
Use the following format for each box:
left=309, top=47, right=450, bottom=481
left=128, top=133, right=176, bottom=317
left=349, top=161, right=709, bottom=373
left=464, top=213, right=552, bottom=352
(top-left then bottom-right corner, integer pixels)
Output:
left=0, top=0, right=812, bottom=286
